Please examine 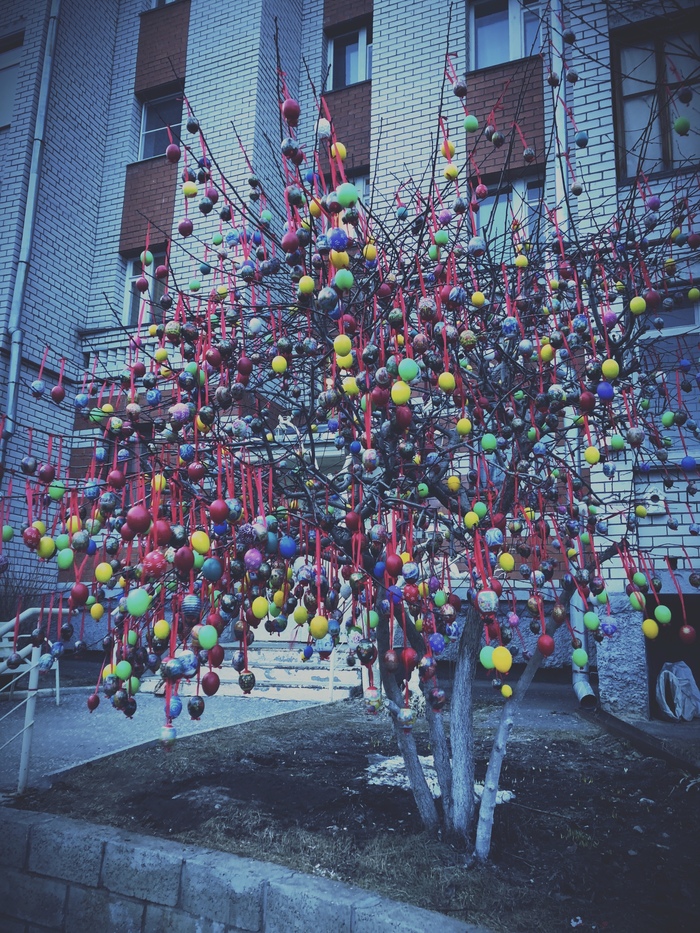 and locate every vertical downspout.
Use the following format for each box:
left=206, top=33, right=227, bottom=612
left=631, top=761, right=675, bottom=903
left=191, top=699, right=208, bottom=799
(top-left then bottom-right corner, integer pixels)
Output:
left=0, top=0, right=62, bottom=473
